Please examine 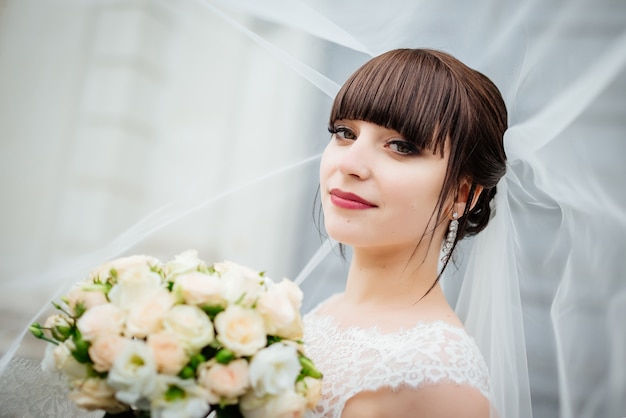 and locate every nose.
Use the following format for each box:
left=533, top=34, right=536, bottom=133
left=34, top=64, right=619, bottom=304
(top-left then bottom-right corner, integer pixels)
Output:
left=336, top=136, right=372, bottom=180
